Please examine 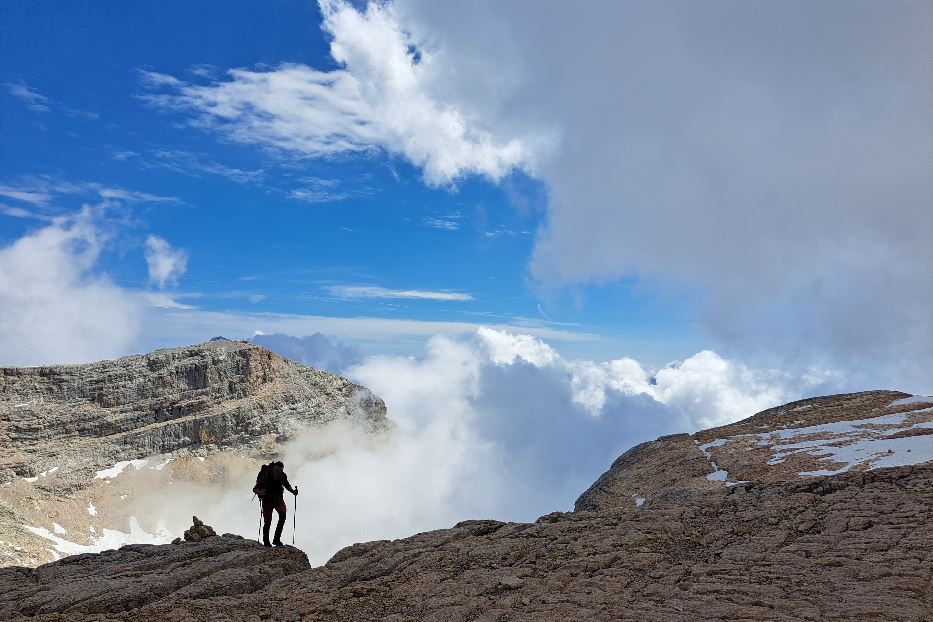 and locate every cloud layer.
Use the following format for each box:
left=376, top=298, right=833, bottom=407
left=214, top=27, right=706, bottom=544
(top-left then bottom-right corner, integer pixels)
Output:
left=212, top=327, right=840, bottom=563
left=327, top=285, right=473, bottom=301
